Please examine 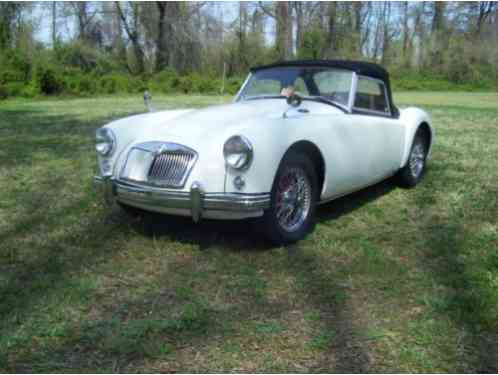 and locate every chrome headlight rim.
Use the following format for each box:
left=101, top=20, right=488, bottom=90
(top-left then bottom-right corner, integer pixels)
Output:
left=96, top=127, right=116, bottom=157
left=223, top=135, right=253, bottom=170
